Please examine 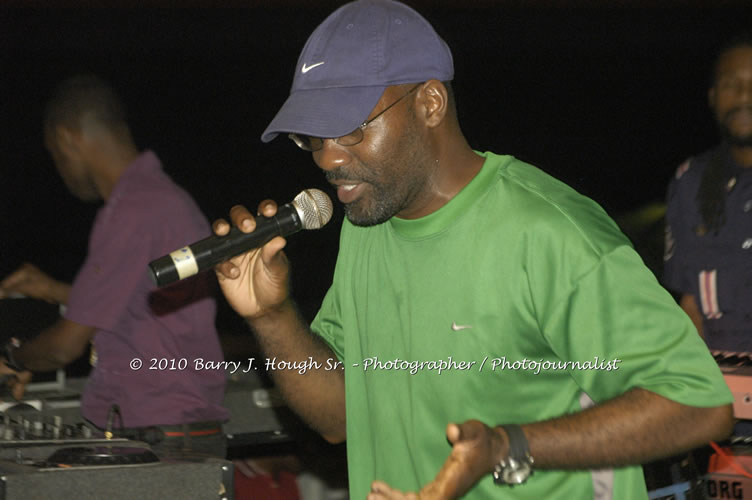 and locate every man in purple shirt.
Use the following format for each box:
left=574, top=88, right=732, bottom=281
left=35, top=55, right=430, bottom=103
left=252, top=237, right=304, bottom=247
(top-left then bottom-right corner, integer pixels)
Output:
left=0, top=75, right=229, bottom=459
